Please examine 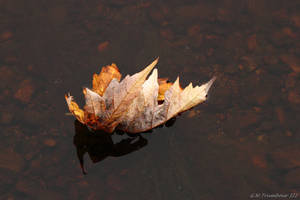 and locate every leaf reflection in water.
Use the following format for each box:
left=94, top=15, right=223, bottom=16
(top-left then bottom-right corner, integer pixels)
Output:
left=73, top=120, right=148, bottom=174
